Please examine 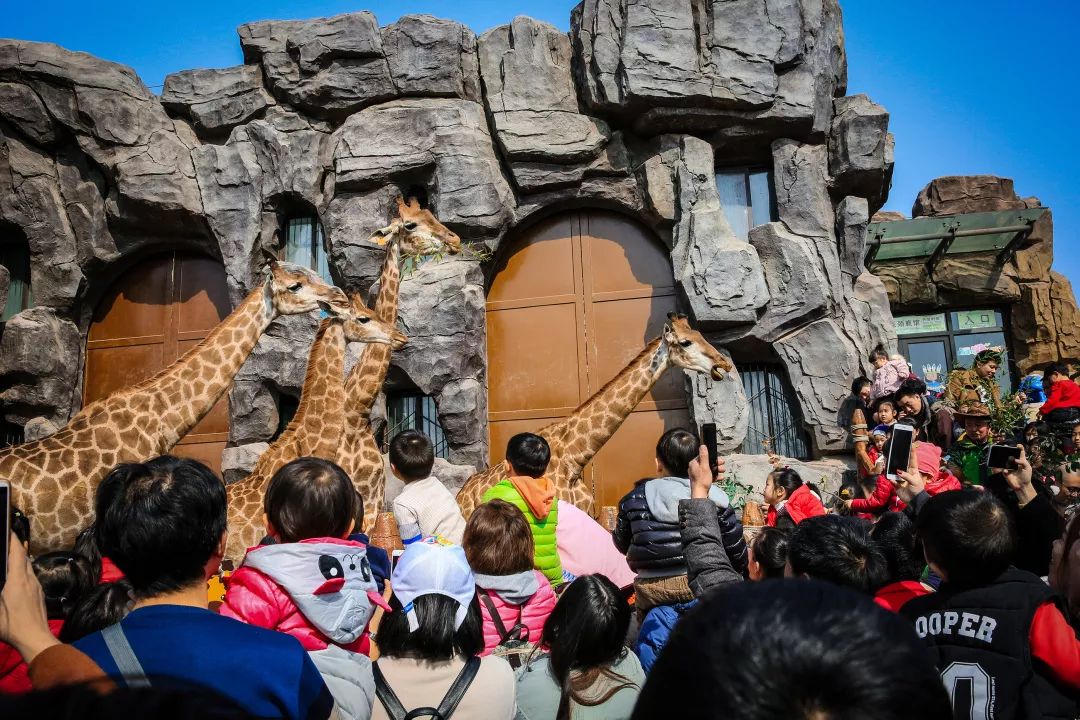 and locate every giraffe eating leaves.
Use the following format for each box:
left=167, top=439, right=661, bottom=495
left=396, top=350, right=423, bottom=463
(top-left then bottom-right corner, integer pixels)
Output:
left=456, top=313, right=732, bottom=518
left=5, top=262, right=351, bottom=554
